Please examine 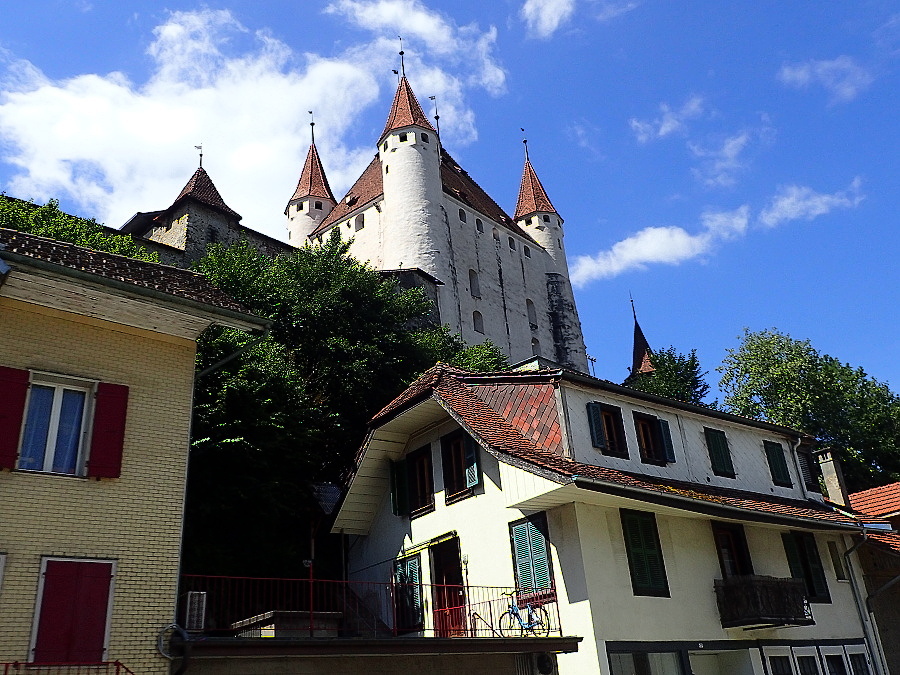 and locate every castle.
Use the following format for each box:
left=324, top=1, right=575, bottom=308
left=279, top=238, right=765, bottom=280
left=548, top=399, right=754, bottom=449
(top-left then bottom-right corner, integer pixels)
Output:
left=121, top=75, right=588, bottom=371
